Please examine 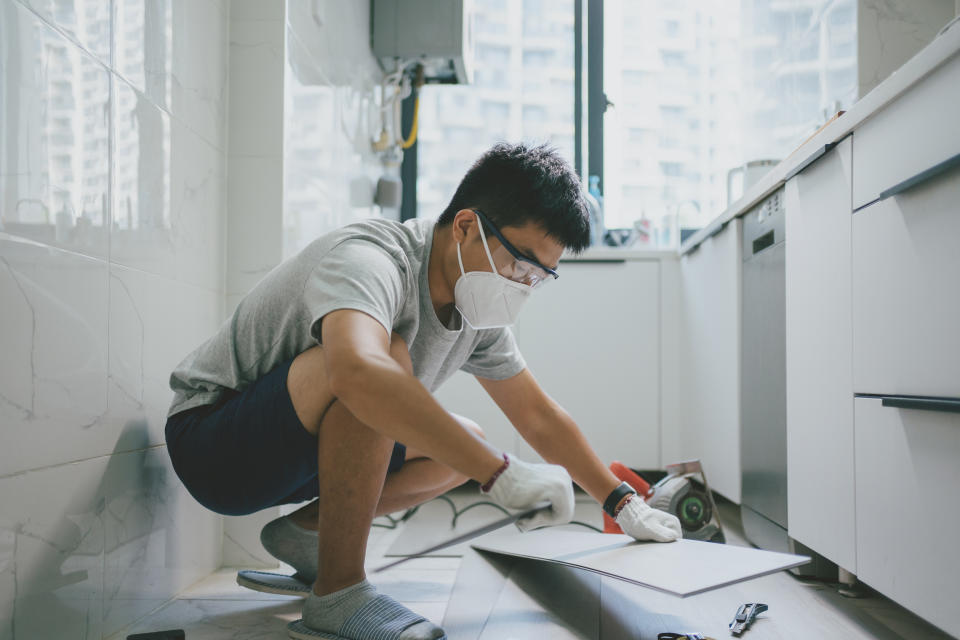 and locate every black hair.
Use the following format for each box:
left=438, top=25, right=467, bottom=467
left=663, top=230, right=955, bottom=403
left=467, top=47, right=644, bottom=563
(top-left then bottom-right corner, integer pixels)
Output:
left=435, top=142, right=591, bottom=254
